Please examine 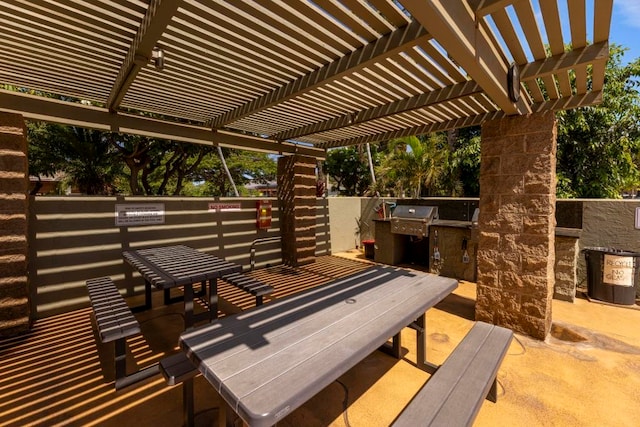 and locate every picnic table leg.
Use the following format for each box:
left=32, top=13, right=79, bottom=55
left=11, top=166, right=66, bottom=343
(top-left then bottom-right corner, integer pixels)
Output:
left=195, top=280, right=206, bottom=297
left=183, top=377, right=195, bottom=427
left=208, top=278, right=218, bottom=322
left=414, top=313, right=438, bottom=374
left=131, top=279, right=153, bottom=313
left=219, top=398, right=241, bottom=427
left=379, top=333, right=401, bottom=358
left=184, top=284, right=195, bottom=328
left=391, top=332, right=401, bottom=358
left=145, top=280, right=152, bottom=309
